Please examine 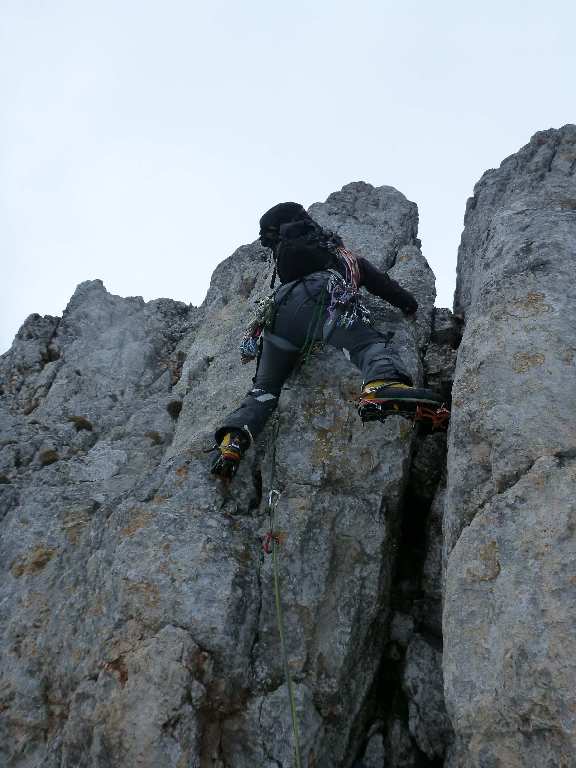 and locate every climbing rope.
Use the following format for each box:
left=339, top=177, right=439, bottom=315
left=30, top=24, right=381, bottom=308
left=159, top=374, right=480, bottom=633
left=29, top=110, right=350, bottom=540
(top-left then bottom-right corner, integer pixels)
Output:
left=264, top=489, right=302, bottom=767
left=263, top=486, right=302, bottom=768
